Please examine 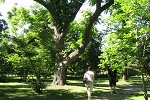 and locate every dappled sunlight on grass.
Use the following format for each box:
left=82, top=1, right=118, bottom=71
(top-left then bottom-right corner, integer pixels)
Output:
left=0, top=82, right=28, bottom=86
left=46, top=85, right=86, bottom=93
left=0, top=76, right=148, bottom=100
left=0, top=81, right=35, bottom=100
